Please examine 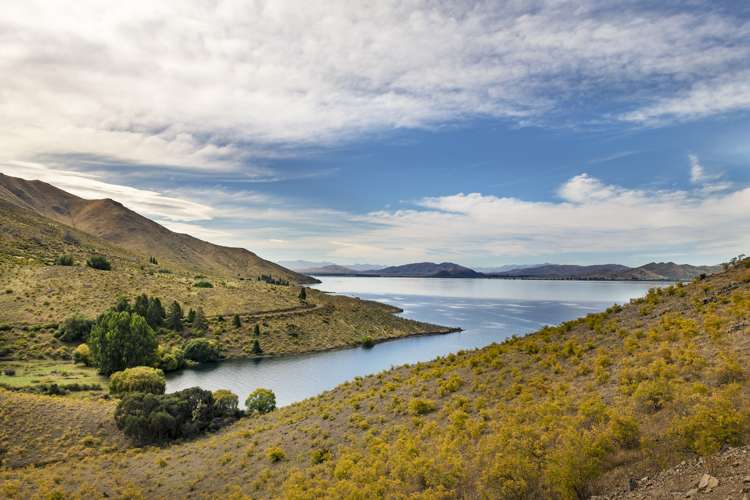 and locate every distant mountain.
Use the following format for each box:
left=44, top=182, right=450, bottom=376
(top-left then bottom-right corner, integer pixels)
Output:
left=0, top=173, right=316, bottom=284
left=280, top=261, right=385, bottom=272
left=491, top=264, right=630, bottom=279
left=299, top=264, right=360, bottom=275
left=490, top=262, right=720, bottom=281
left=369, top=262, right=482, bottom=278
left=474, top=263, right=551, bottom=273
